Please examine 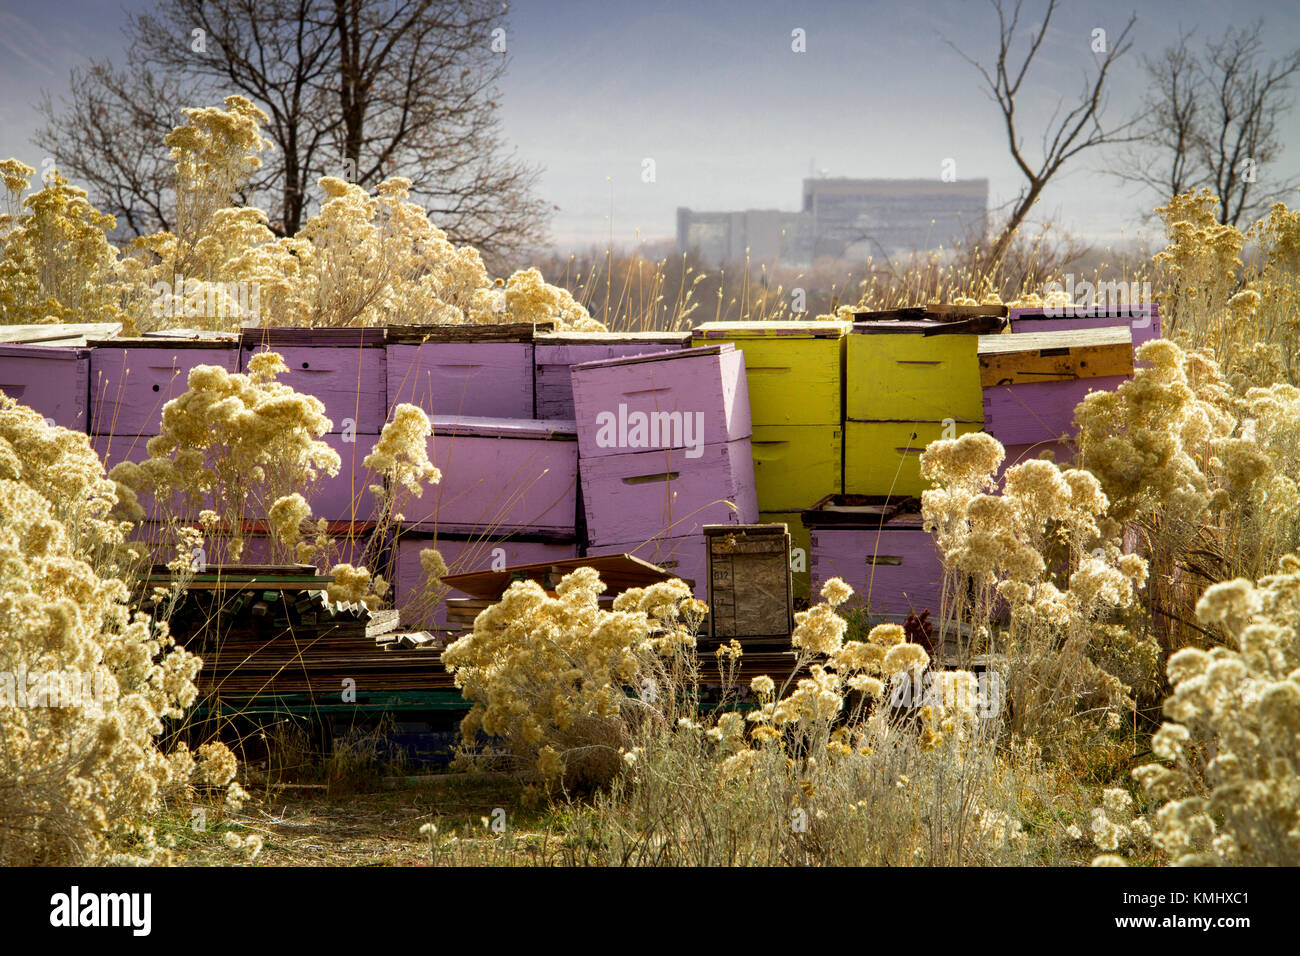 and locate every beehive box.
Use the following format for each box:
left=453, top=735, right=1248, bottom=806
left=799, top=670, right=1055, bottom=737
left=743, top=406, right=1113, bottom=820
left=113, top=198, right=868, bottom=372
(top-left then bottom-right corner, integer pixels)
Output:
left=704, top=524, right=792, bottom=640
left=579, top=438, right=758, bottom=546
left=0, top=344, right=91, bottom=430
left=535, top=331, right=691, bottom=419
left=982, top=376, right=1127, bottom=446
left=844, top=420, right=983, bottom=497
left=751, top=424, right=841, bottom=511
left=403, top=416, right=578, bottom=536
left=386, top=324, right=536, bottom=420
left=584, top=534, right=707, bottom=598
left=977, top=326, right=1133, bottom=386
left=311, top=432, right=381, bottom=522
left=689, top=321, right=850, bottom=426
left=806, top=507, right=942, bottom=619
left=761, top=510, right=812, bottom=603
left=392, top=534, right=580, bottom=630
left=847, top=320, right=985, bottom=423
left=979, top=326, right=1133, bottom=447
left=90, top=433, right=194, bottom=521
left=570, top=343, right=751, bottom=460
left=90, top=340, right=238, bottom=435
left=241, top=328, right=387, bottom=434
